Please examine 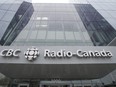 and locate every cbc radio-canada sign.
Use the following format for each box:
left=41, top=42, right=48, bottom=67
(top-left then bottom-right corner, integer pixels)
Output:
left=0, top=47, right=113, bottom=61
